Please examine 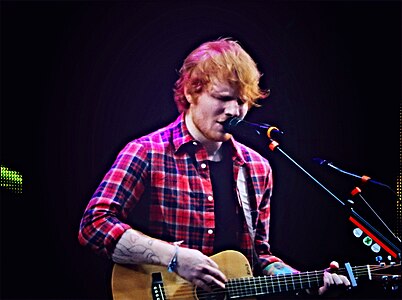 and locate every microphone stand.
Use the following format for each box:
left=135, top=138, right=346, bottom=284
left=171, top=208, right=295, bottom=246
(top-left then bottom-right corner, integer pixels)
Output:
left=349, top=185, right=401, bottom=244
left=266, top=139, right=401, bottom=262
left=324, top=160, right=399, bottom=198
